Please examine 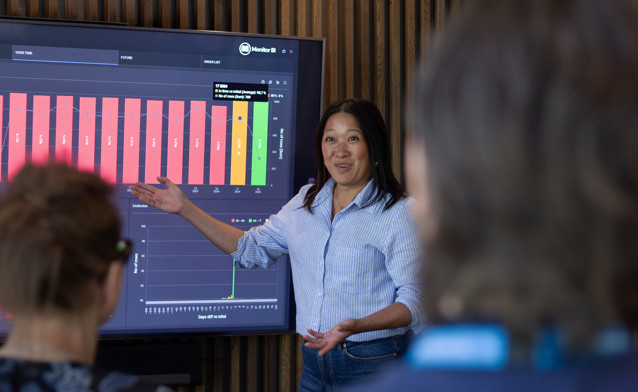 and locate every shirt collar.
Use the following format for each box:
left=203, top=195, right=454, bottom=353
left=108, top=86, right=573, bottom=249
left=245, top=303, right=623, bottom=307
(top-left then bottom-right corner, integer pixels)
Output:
left=312, top=178, right=382, bottom=213
left=312, top=178, right=336, bottom=207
